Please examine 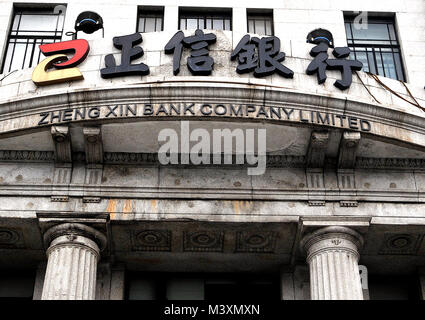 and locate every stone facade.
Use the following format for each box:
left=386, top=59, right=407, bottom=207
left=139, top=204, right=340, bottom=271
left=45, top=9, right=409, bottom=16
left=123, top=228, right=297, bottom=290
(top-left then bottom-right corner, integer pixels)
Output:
left=0, top=0, right=424, bottom=300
